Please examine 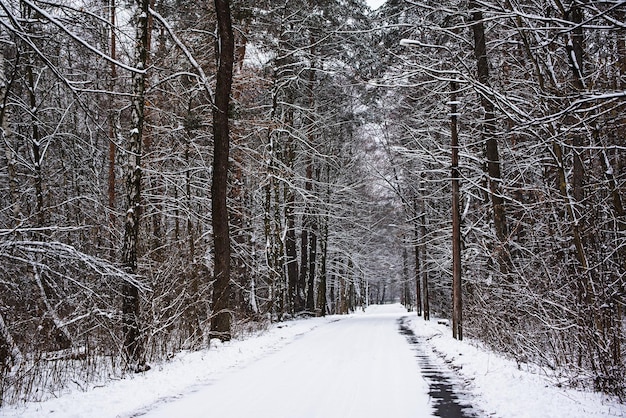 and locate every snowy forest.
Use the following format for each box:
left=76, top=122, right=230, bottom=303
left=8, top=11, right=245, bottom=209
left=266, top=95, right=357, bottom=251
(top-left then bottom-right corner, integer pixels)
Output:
left=0, top=0, right=624, bottom=407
